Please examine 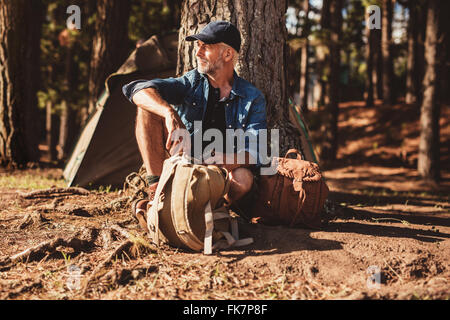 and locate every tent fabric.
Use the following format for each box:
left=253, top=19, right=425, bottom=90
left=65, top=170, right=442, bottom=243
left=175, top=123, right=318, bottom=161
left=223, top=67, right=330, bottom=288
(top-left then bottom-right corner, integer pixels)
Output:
left=63, top=32, right=178, bottom=188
